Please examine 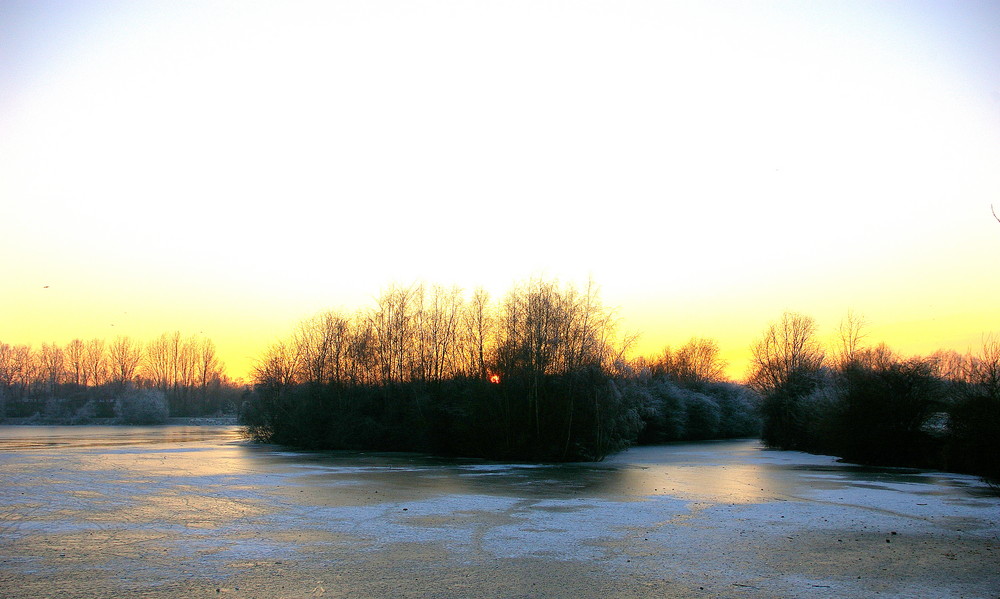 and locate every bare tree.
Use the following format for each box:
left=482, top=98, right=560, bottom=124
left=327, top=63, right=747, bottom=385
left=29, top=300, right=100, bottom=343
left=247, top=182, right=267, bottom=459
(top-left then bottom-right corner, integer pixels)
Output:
left=747, top=311, right=825, bottom=394
left=966, top=334, right=1000, bottom=399
left=416, top=284, right=464, bottom=382
left=347, top=314, right=377, bottom=386
left=294, top=311, right=355, bottom=385
left=177, top=336, right=198, bottom=389
left=83, top=339, right=107, bottom=387
left=369, top=284, right=419, bottom=384
left=253, top=341, right=300, bottom=387
left=461, top=287, right=493, bottom=379
left=144, top=333, right=172, bottom=390
left=656, top=337, right=727, bottom=383
left=928, top=349, right=966, bottom=382
left=65, top=339, right=85, bottom=386
left=497, top=278, right=619, bottom=378
left=167, top=331, right=184, bottom=393
left=836, top=310, right=869, bottom=368
left=0, top=344, right=35, bottom=399
left=0, top=344, right=15, bottom=396
left=196, top=338, right=221, bottom=388
left=39, top=343, right=65, bottom=394
left=852, top=342, right=898, bottom=371
left=295, top=313, right=332, bottom=385
left=108, top=336, right=143, bottom=385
